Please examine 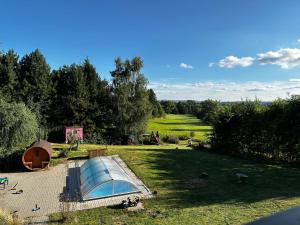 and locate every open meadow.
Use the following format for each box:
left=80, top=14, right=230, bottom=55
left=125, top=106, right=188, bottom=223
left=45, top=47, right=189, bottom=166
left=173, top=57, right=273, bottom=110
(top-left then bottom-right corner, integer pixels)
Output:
left=147, top=114, right=212, bottom=140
